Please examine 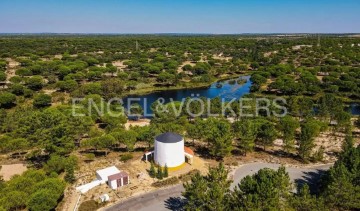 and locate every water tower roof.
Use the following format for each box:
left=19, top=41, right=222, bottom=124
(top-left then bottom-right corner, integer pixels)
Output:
left=155, top=132, right=183, bottom=143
